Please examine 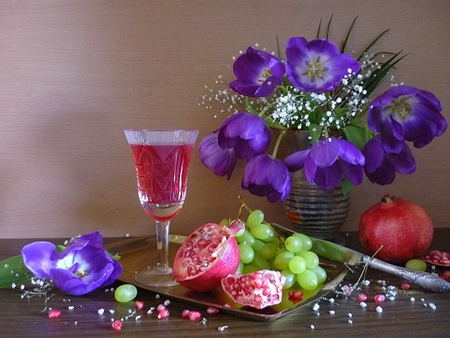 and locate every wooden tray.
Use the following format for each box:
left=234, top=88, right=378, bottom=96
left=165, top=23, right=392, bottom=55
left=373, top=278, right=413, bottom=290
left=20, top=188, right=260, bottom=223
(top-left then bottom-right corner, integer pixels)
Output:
left=105, top=235, right=348, bottom=321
